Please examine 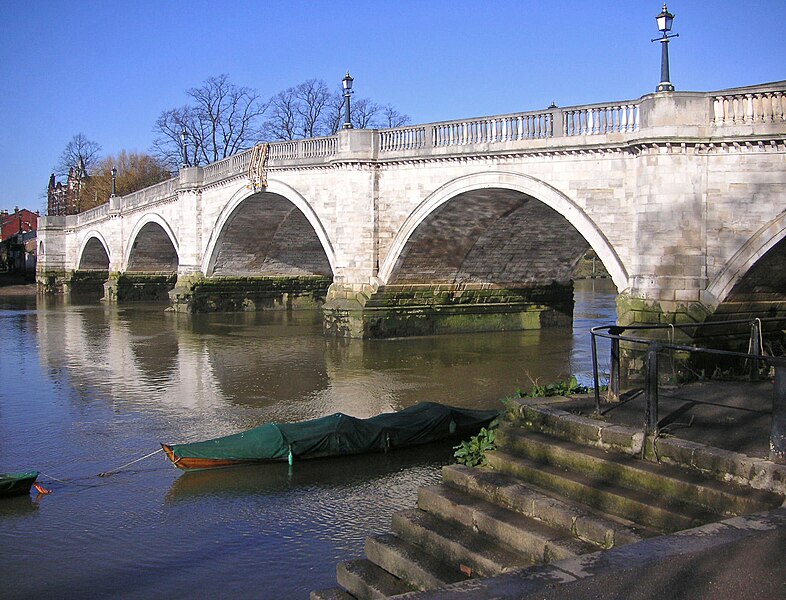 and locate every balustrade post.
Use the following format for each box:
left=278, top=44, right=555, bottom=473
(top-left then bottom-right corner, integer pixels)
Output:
left=770, top=363, right=786, bottom=464
left=425, top=125, right=434, bottom=149
left=551, top=109, right=563, bottom=138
